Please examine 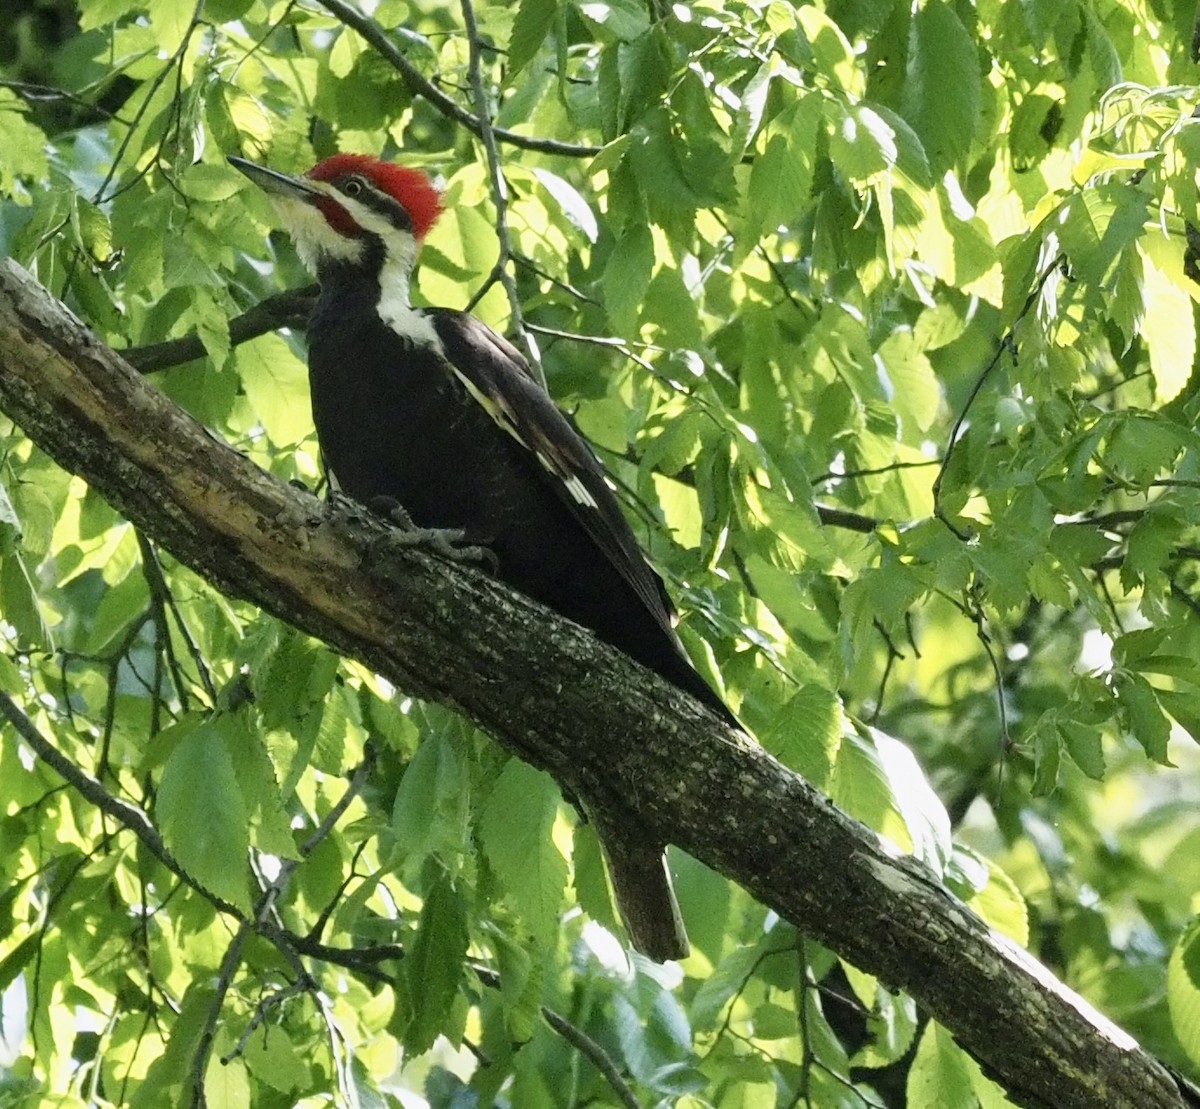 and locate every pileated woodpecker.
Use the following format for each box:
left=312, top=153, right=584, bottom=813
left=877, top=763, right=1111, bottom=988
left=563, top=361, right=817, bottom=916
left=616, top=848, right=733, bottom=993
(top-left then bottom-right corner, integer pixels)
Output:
left=229, top=153, right=736, bottom=961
